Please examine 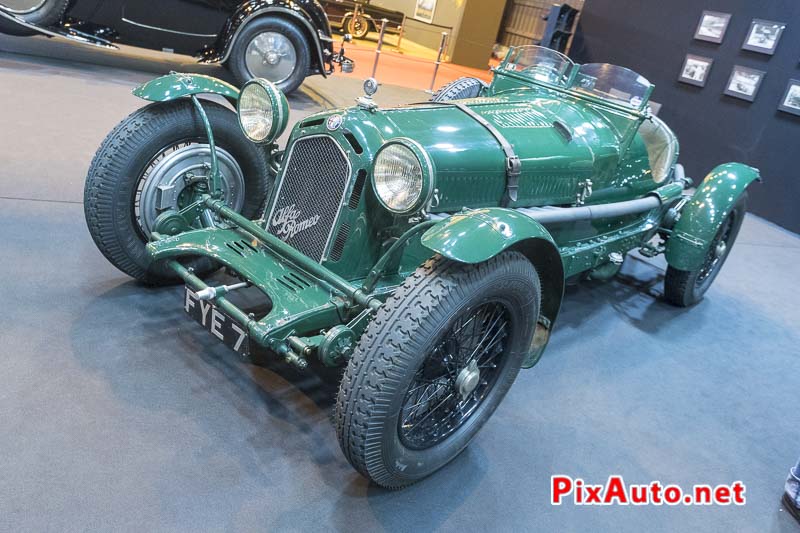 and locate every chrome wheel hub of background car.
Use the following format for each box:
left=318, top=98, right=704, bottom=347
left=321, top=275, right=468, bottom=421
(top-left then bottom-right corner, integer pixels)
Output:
left=245, top=32, right=297, bottom=84
left=0, top=0, right=47, bottom=14
left=136, top=143, right=245, bottom=236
